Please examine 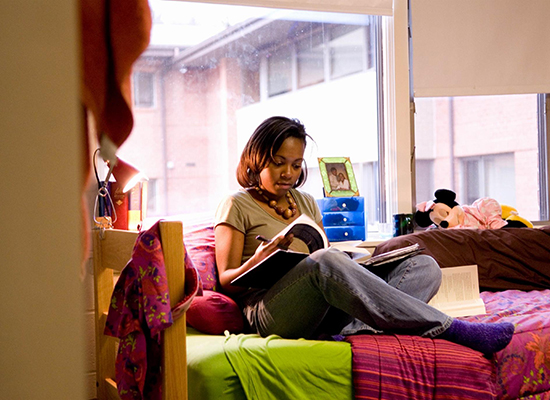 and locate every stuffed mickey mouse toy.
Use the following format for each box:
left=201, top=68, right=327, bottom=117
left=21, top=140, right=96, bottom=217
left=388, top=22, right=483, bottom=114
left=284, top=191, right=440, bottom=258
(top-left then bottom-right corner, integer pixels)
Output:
left=415, top=188, right=531, bottom=229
